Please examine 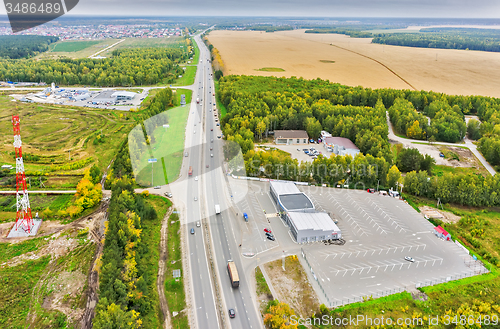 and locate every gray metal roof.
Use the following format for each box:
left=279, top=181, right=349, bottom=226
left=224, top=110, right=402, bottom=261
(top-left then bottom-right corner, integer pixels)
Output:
left=270, top=181, right=300, bottom=195
left=288, top=211, right=340, bottom=232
